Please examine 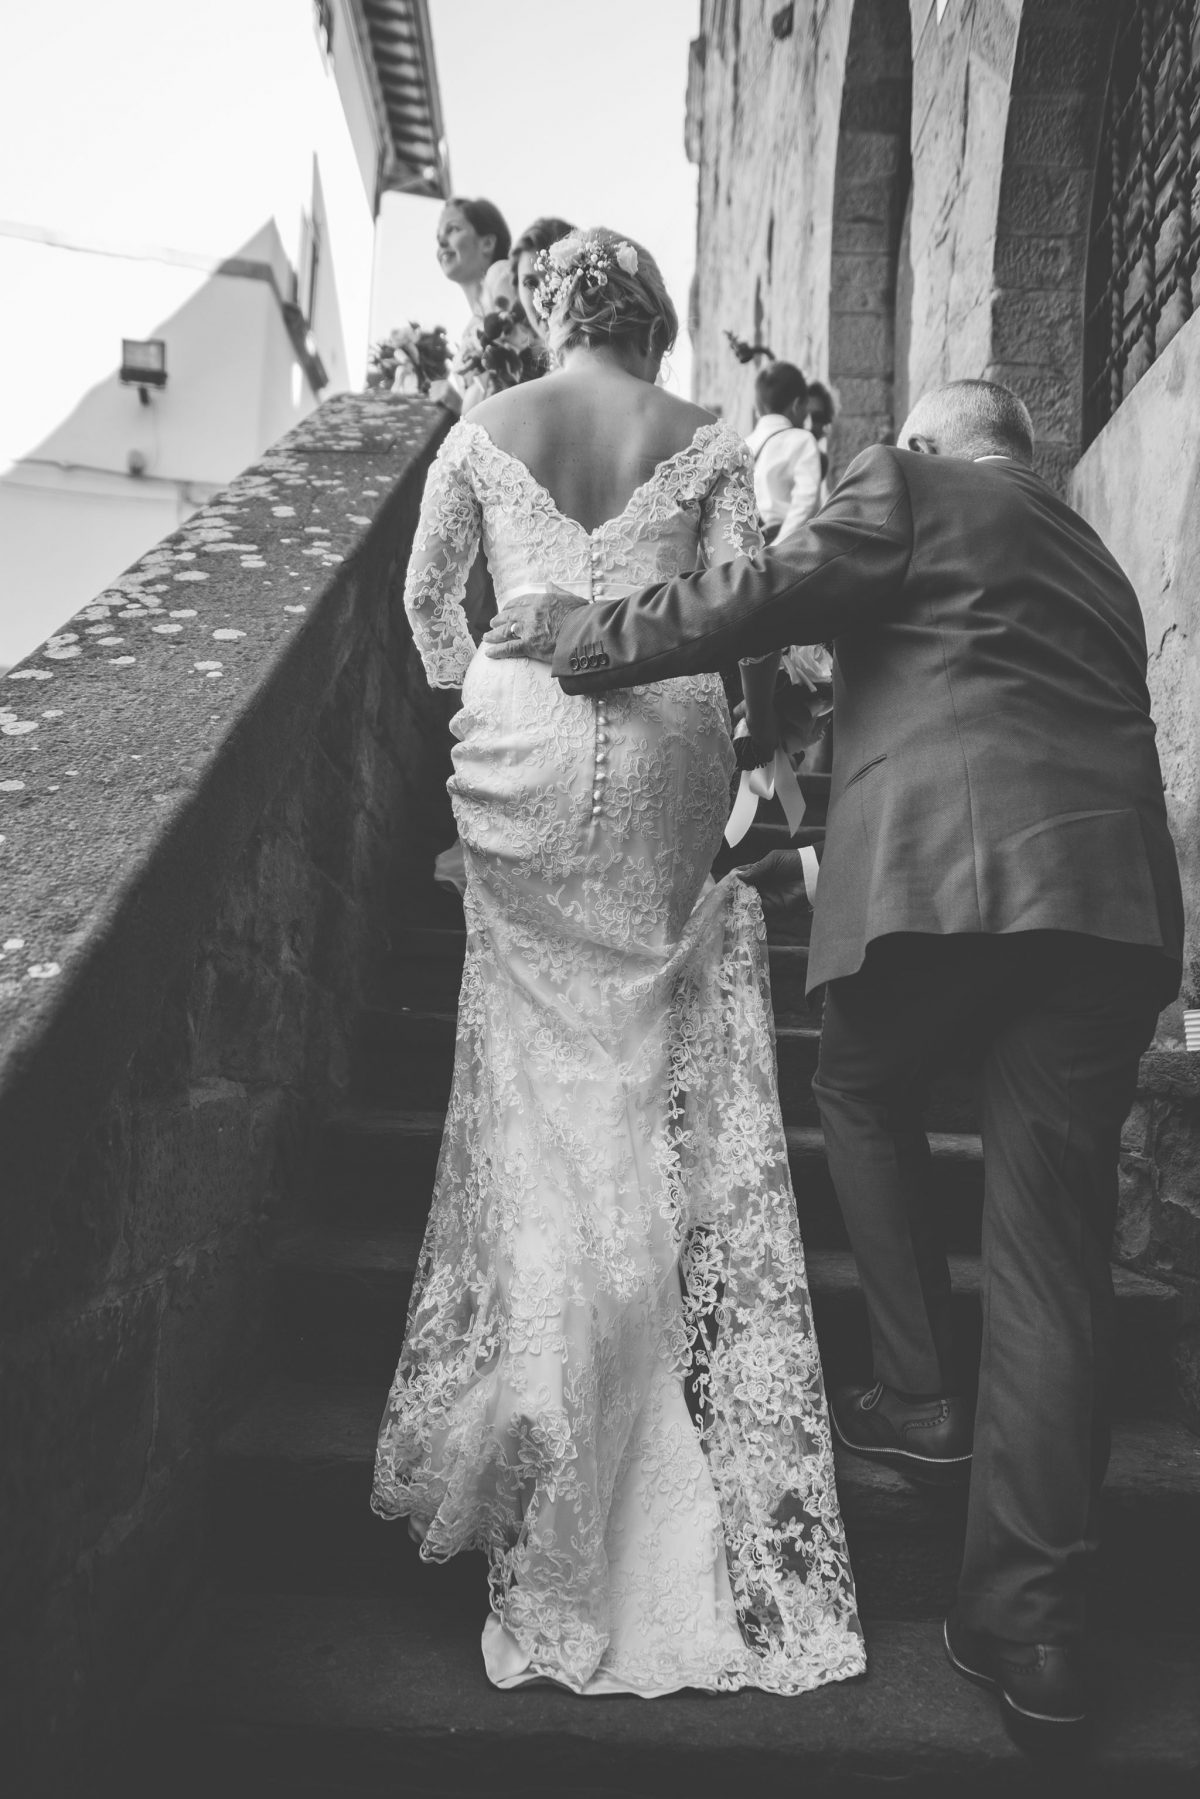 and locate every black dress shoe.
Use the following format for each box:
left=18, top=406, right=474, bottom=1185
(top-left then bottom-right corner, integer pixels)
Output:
left=944, top=1611, right=1088, bottom=1755
left=831, top=1381, right=972, bottom=1485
